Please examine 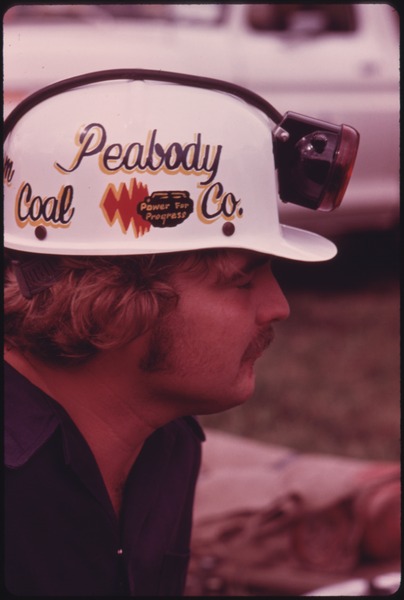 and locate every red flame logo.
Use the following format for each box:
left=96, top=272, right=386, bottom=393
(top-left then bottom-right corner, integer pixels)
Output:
left=100, top=177, right=151, bottom=238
